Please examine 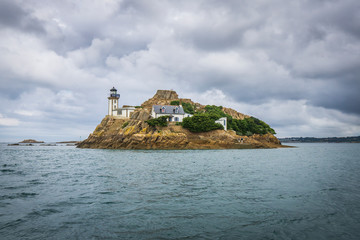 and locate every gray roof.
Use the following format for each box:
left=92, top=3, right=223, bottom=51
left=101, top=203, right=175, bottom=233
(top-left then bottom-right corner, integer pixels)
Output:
left=153, top=105, right=185, bottom=114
